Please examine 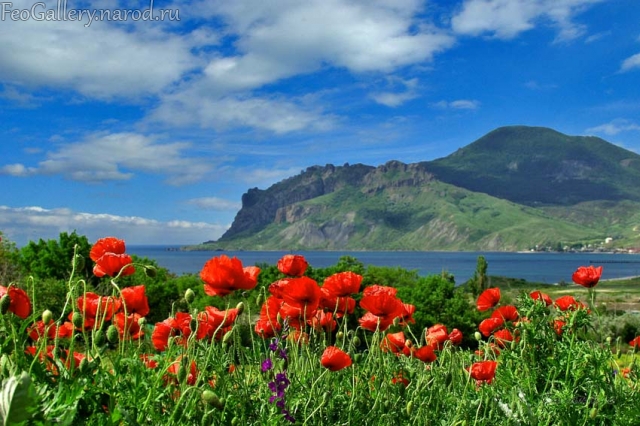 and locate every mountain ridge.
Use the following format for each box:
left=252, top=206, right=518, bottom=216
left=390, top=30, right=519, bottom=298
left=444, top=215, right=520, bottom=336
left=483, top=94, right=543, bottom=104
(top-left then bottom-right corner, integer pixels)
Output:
left=196, top=126, right=640, bottom=251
